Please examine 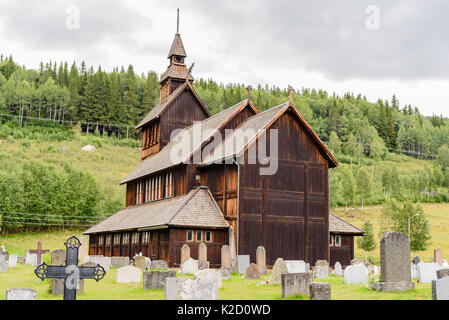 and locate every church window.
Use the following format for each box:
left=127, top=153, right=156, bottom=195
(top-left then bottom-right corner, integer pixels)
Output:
left=196, top=231, right=202, bottom=242
left=122, top=233, right=130, bottom=244
left=205, top=231, right=212, bottom=242
left=142, top=232, right=150, bottom=243
left=98, top=235, right=104, bottom=246
left=165, top=172, right=173, bottom=197
left=329, top=235, right=334, bottom=246
left=105, top=235, right=112, bottom=246
left=187, top=230, right=193, bottom=242
left=113, top=234, right=121, bottom=245
left=132, top=232, right=140, bottom=244
left=136, top=181, right=143, bottom=204
left=335, top=235, right=341, bottom=247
